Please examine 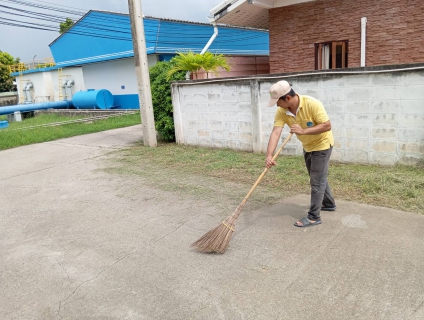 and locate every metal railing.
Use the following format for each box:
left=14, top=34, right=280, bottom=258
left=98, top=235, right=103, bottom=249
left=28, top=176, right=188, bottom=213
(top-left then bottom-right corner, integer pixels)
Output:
left=9, top=58, right=55, bottom=73
left=4, top=112, right=139, bottom=131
